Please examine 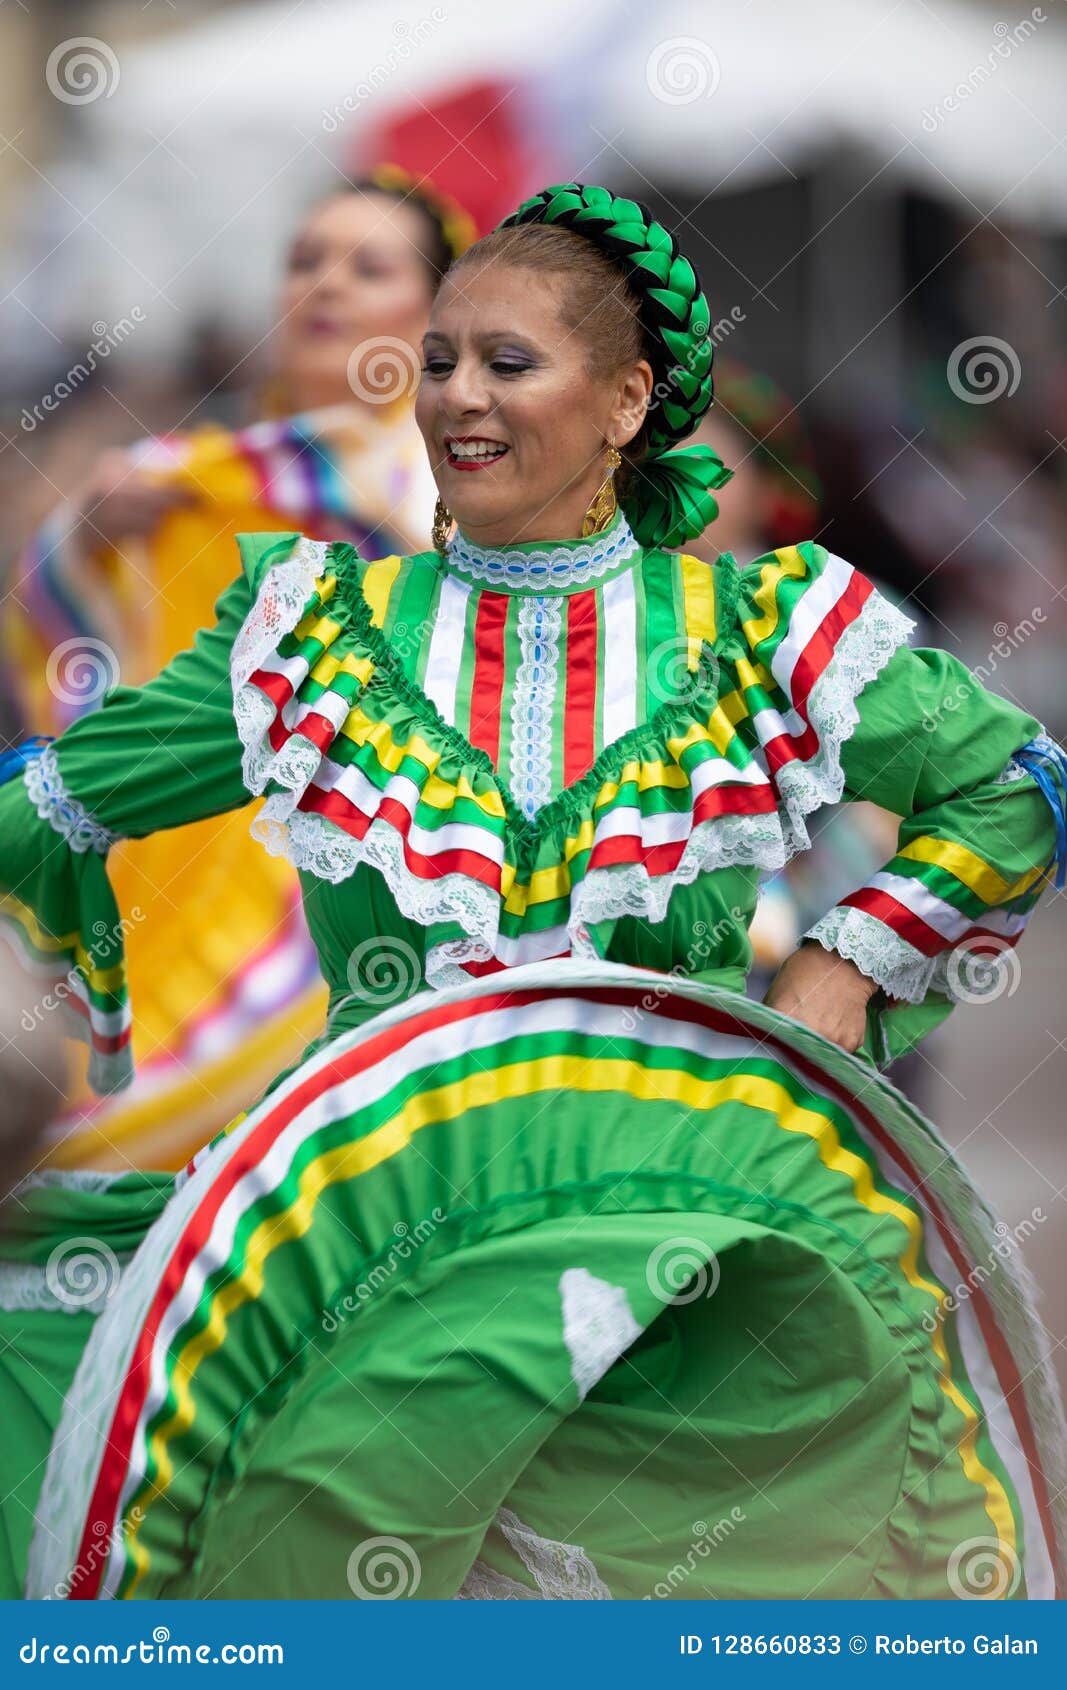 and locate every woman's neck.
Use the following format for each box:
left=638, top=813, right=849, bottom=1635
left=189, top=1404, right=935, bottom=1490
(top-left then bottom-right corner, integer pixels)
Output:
left=456, top=501, right=603, bottom=549
left=451, top=506, right=630, bottom=556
